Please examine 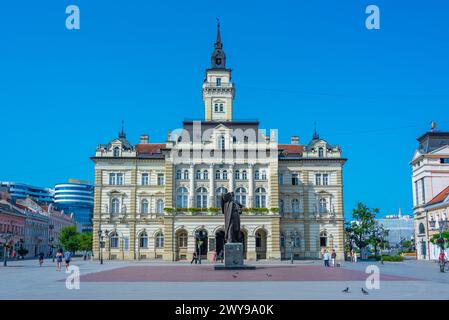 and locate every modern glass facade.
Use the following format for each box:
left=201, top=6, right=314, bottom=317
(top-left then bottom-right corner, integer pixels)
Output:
left=54, top=182, right=94, bottom=232
left=0, top=182, right=54, bottom=205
